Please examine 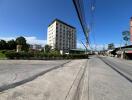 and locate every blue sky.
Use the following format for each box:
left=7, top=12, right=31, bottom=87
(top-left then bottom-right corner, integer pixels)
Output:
left=0, top=0, right=132, bottom=49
